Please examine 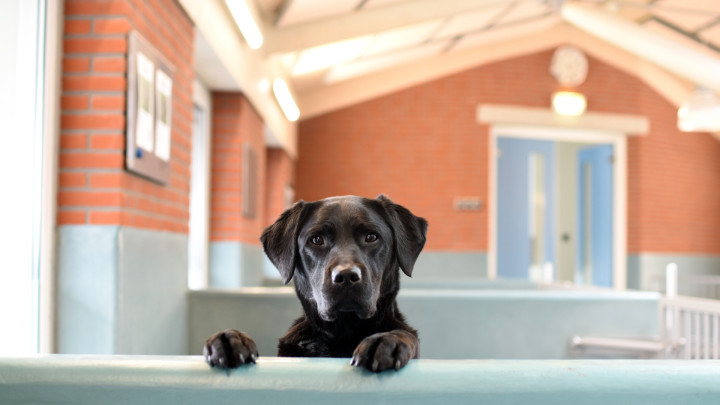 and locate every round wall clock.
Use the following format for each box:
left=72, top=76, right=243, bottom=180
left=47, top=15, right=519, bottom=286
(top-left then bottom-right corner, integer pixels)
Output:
left=550, top=45, right=588, bottom=87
